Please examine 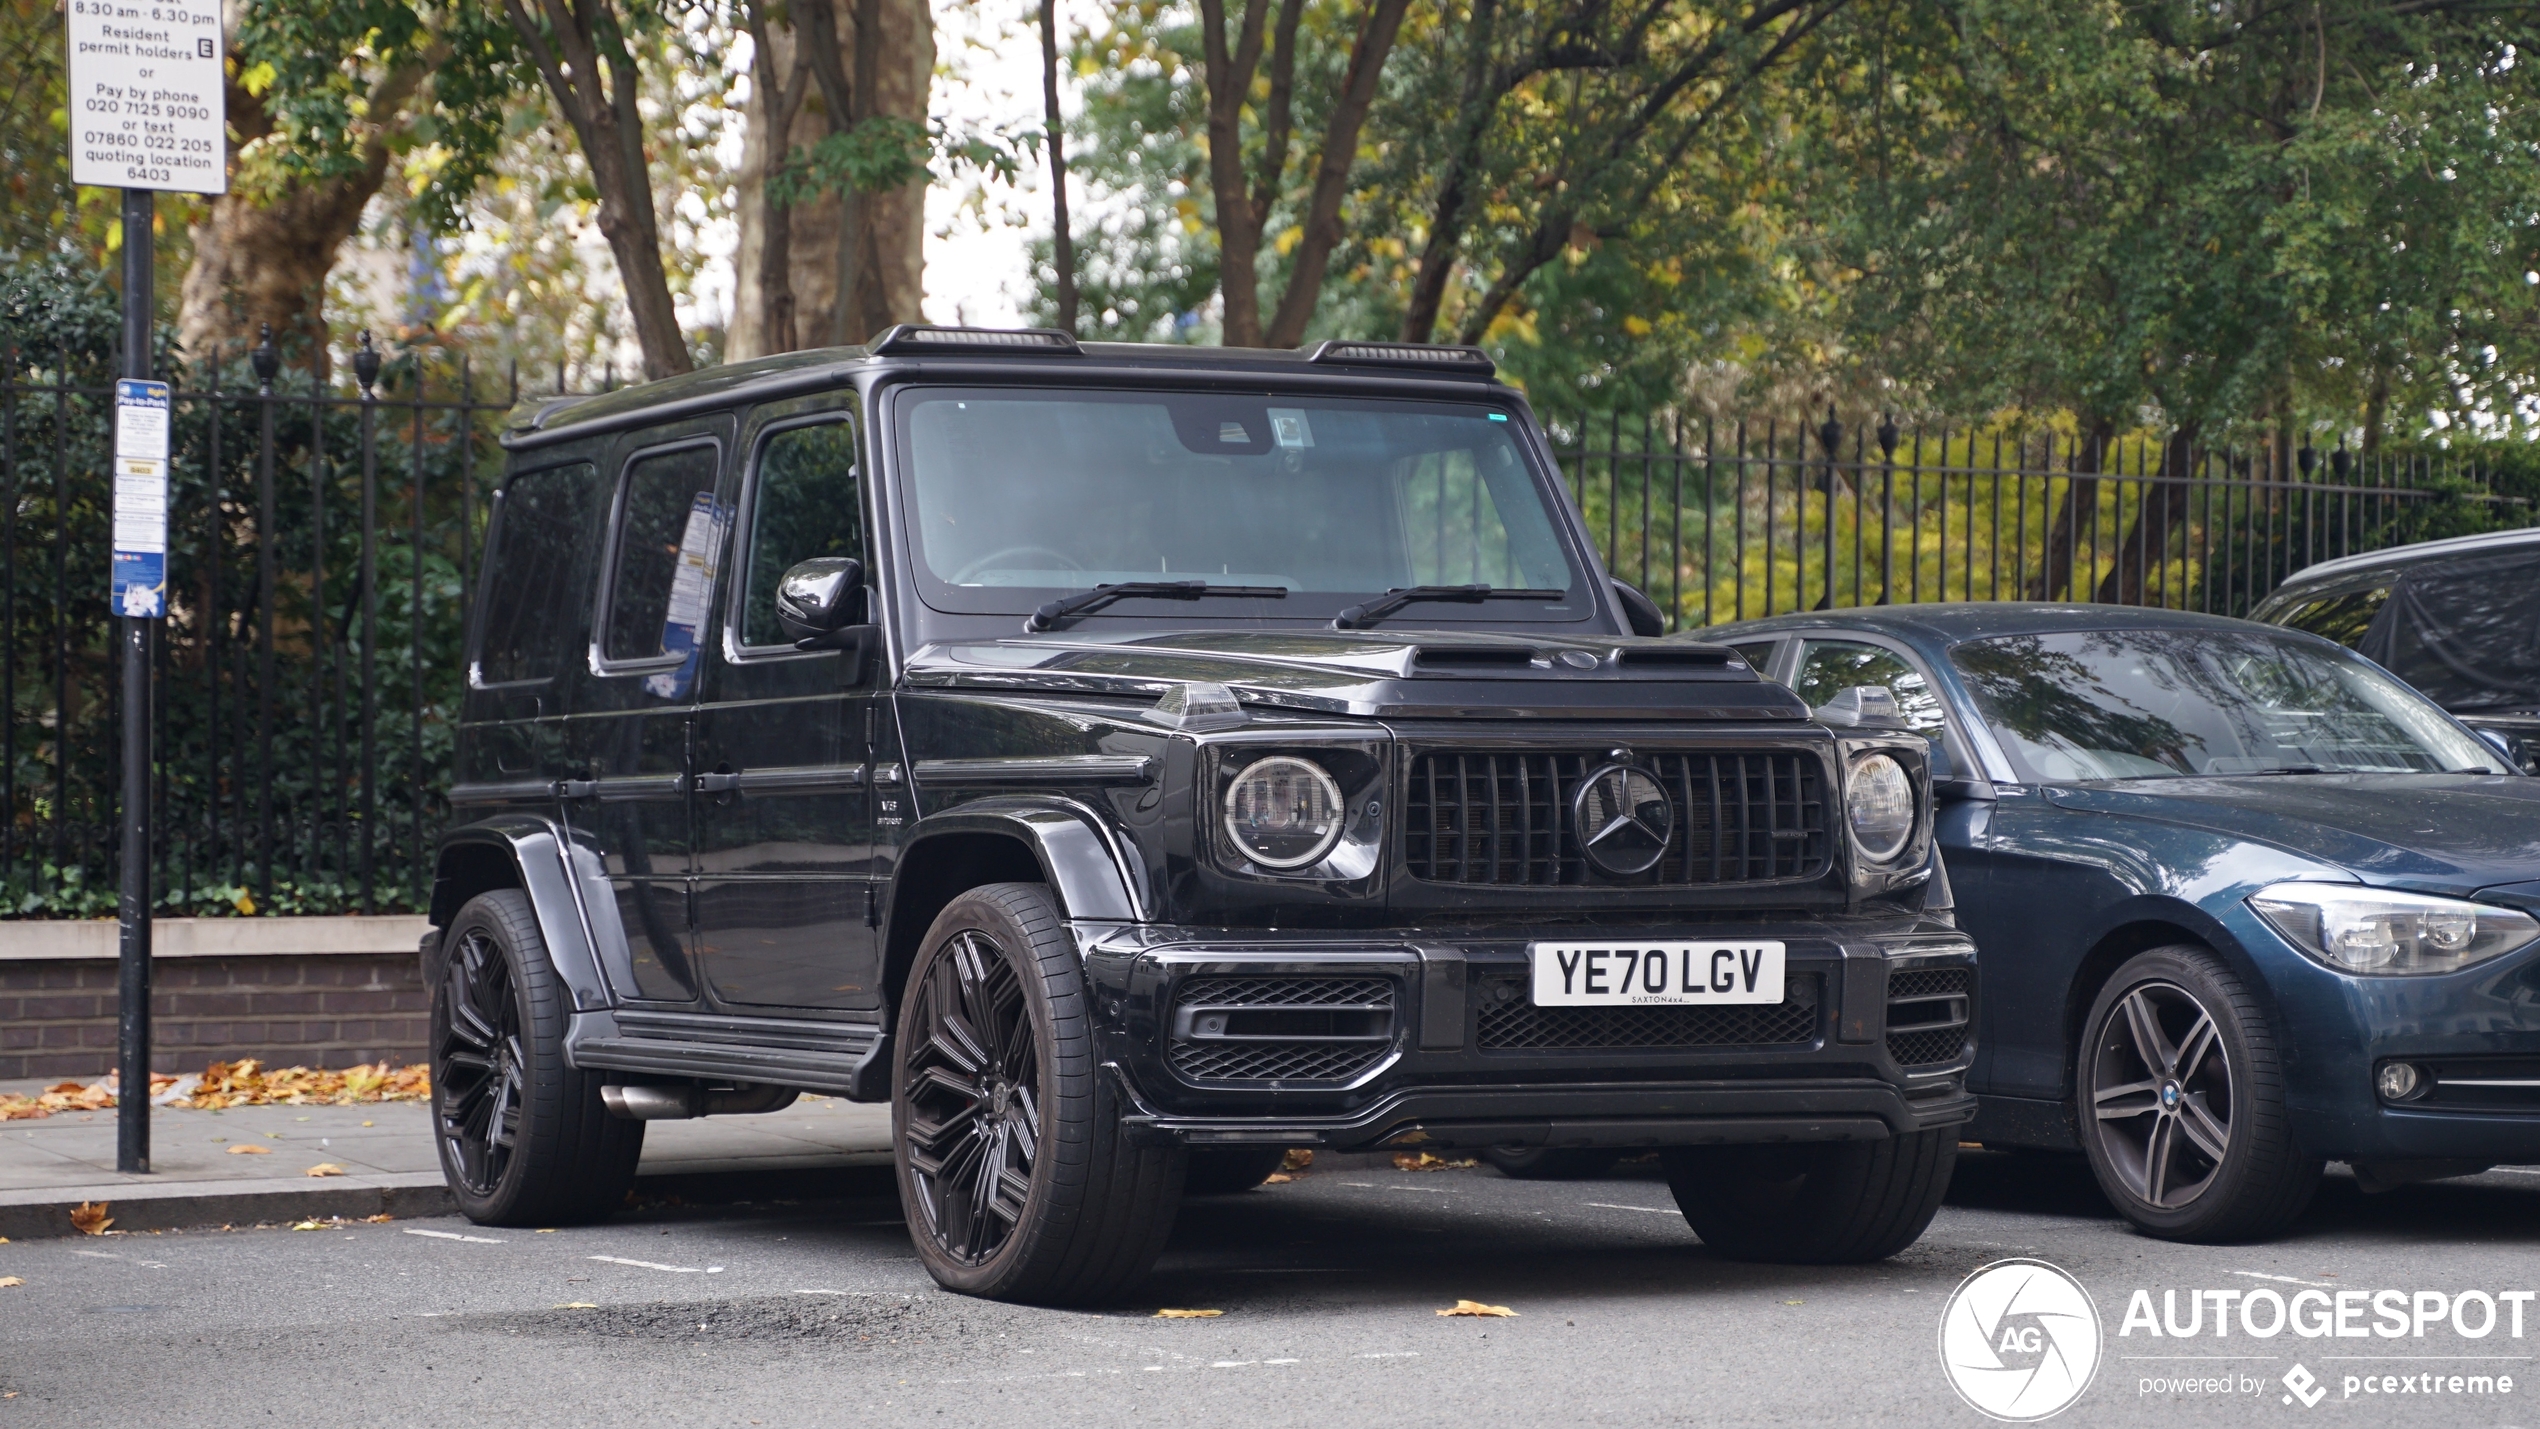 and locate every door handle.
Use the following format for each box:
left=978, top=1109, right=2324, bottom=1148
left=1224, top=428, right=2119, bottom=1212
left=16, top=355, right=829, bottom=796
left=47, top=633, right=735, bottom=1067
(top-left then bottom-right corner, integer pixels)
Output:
left=695, top=771, right=744, bottom=794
